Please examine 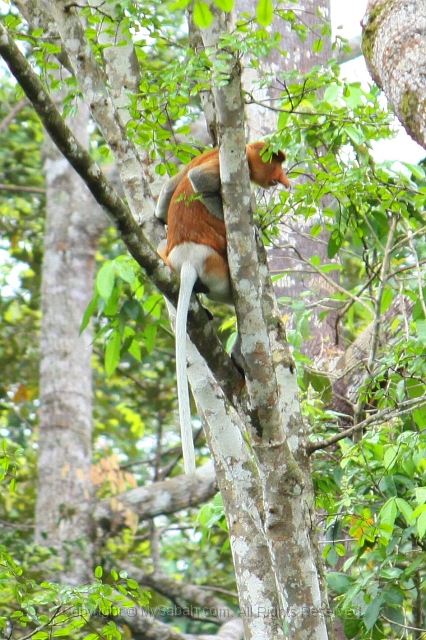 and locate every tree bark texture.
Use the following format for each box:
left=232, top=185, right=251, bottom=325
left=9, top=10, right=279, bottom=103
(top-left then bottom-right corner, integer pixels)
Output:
left=196, top=10, right=331, bottom=640
left=35, top=101, right=106, bottom=584
left=362, top=0, right=426, bottom=150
